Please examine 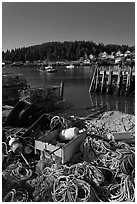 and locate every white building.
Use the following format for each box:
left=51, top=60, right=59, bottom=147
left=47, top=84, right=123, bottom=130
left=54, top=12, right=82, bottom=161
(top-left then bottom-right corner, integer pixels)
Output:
left=124, top=50, right=131, bottom=57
